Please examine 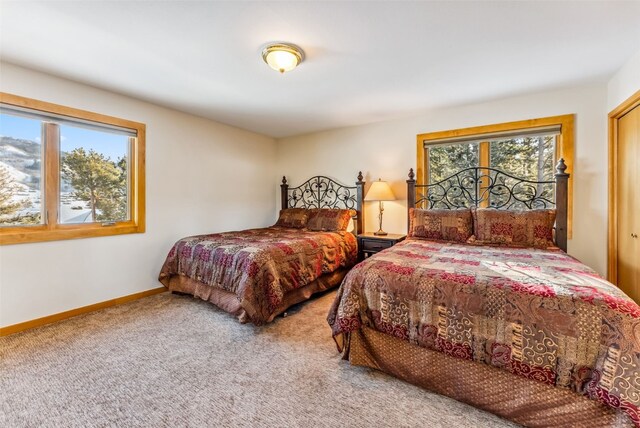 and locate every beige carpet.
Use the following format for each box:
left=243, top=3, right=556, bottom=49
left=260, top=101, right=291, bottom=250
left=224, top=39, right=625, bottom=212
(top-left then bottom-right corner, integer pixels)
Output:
left=0, top=290, right=519, bottom=428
